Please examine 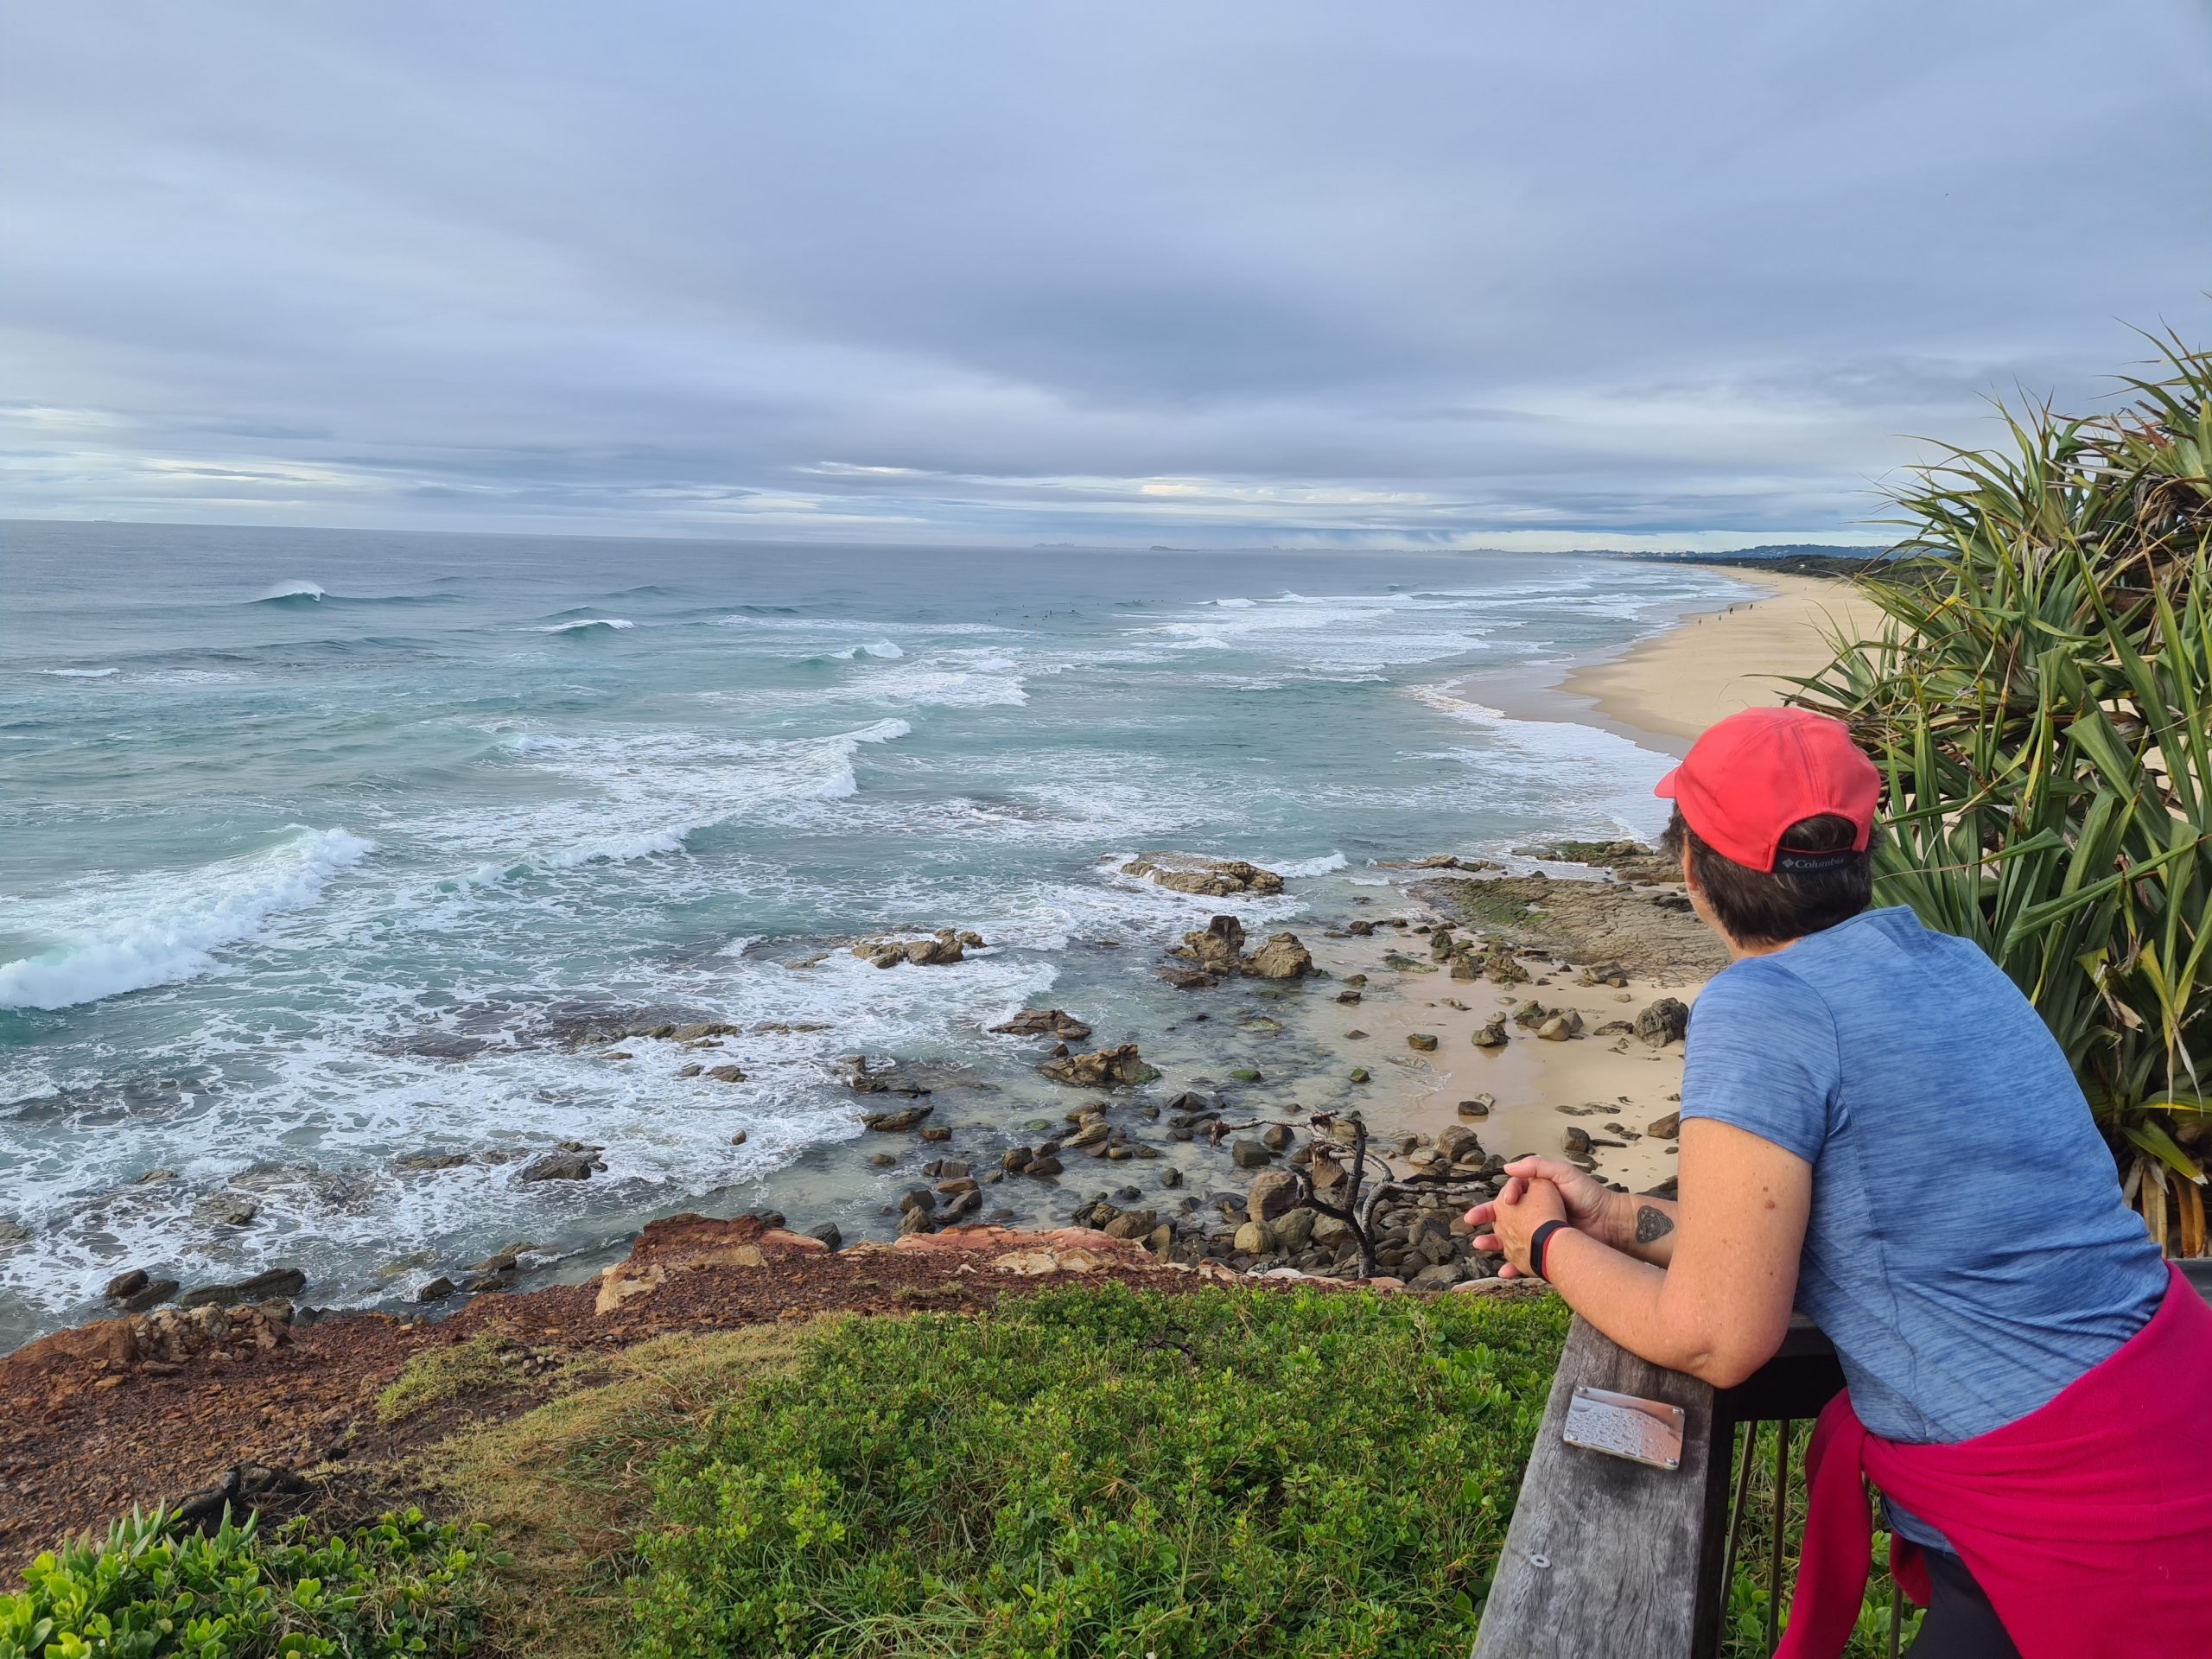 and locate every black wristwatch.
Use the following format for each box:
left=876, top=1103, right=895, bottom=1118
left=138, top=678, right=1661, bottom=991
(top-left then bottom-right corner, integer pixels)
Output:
left=1529, top=1219, right=1570, bottom=1281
